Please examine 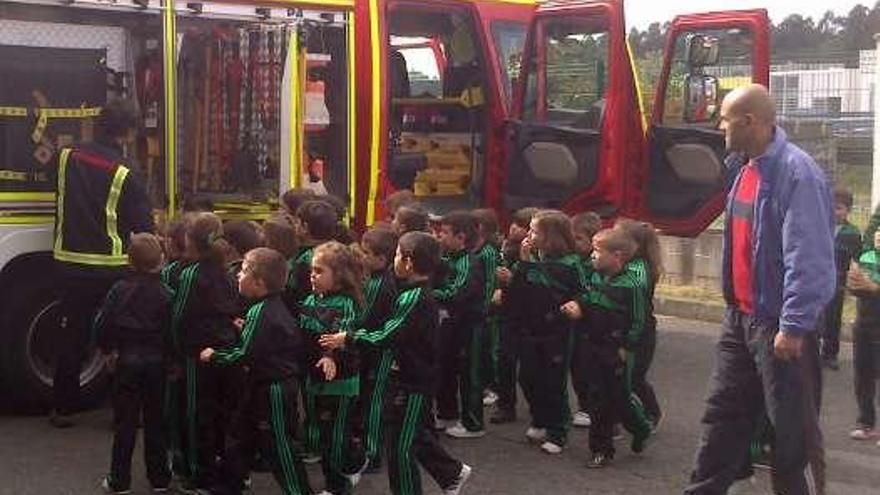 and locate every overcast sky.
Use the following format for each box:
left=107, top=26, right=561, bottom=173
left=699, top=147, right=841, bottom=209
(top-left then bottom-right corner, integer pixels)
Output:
left=624, top=0, right=869, bottom=29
